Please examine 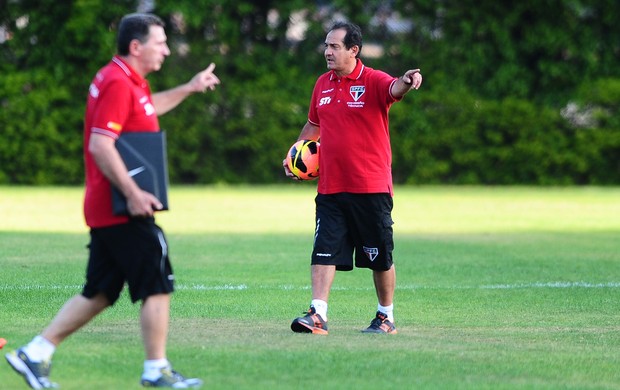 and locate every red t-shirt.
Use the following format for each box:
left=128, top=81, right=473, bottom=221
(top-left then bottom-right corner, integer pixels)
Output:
left=308, top=59, right=399, bottom=195
left=83, top=56, right=159, bottom=228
